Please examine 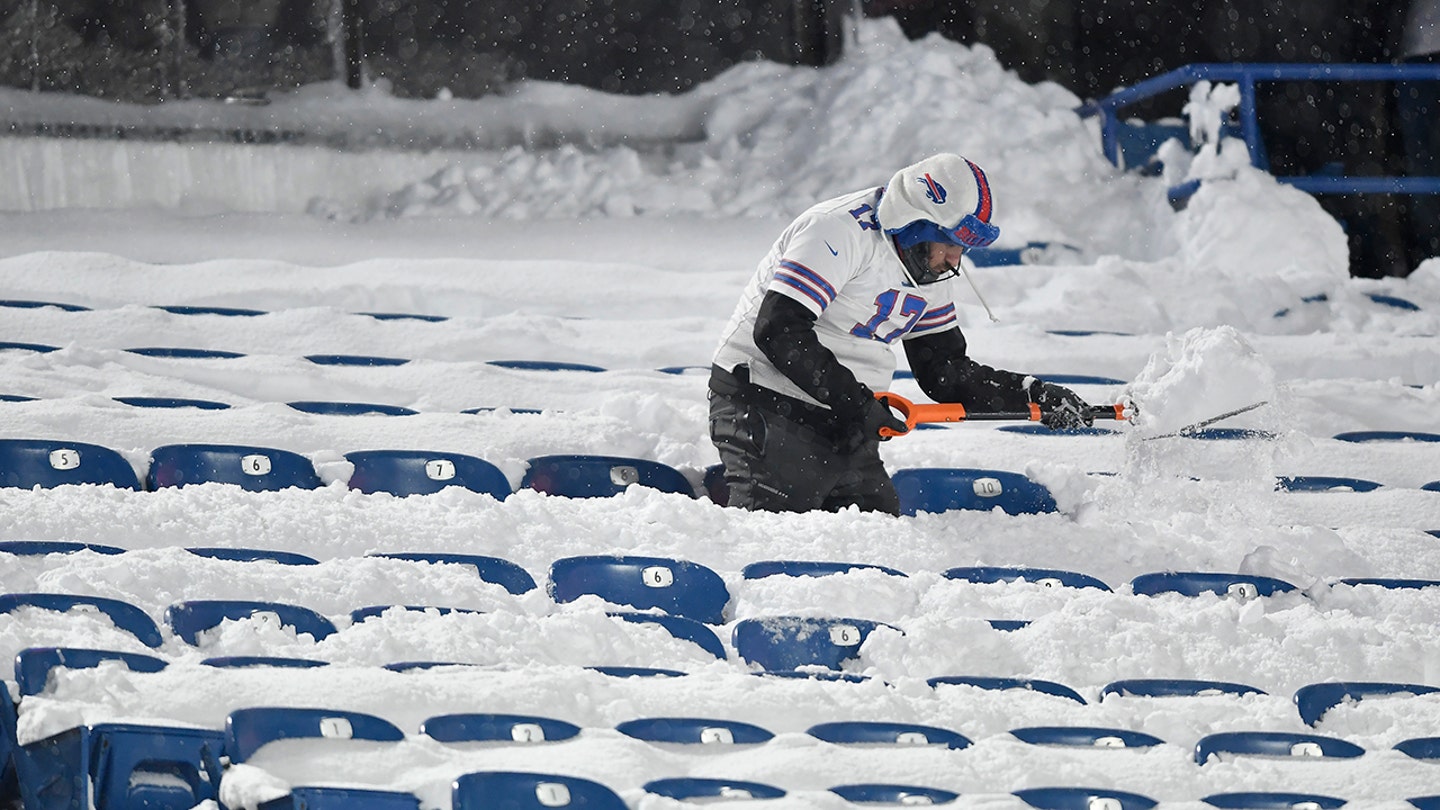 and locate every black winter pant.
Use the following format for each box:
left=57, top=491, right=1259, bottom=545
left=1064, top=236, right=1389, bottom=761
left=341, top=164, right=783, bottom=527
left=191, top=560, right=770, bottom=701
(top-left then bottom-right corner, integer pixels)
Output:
left=708, top=391, right=900, bottom=515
